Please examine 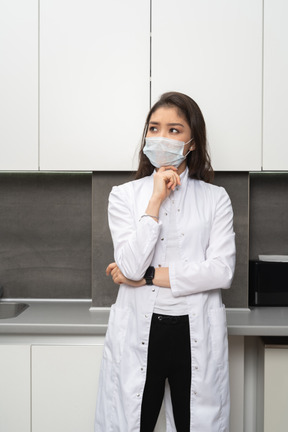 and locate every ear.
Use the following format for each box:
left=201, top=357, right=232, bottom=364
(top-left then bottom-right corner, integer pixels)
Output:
left=190, top=142, right=196, bottom=151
